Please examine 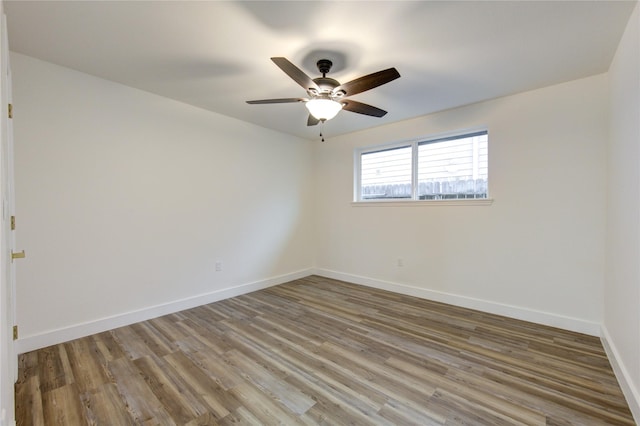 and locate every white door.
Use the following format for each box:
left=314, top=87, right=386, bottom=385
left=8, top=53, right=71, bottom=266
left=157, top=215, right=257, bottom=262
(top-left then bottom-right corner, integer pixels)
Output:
left=4, top=14, right=16, bottom=378
left=0, top=11, right=18, bottom=425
